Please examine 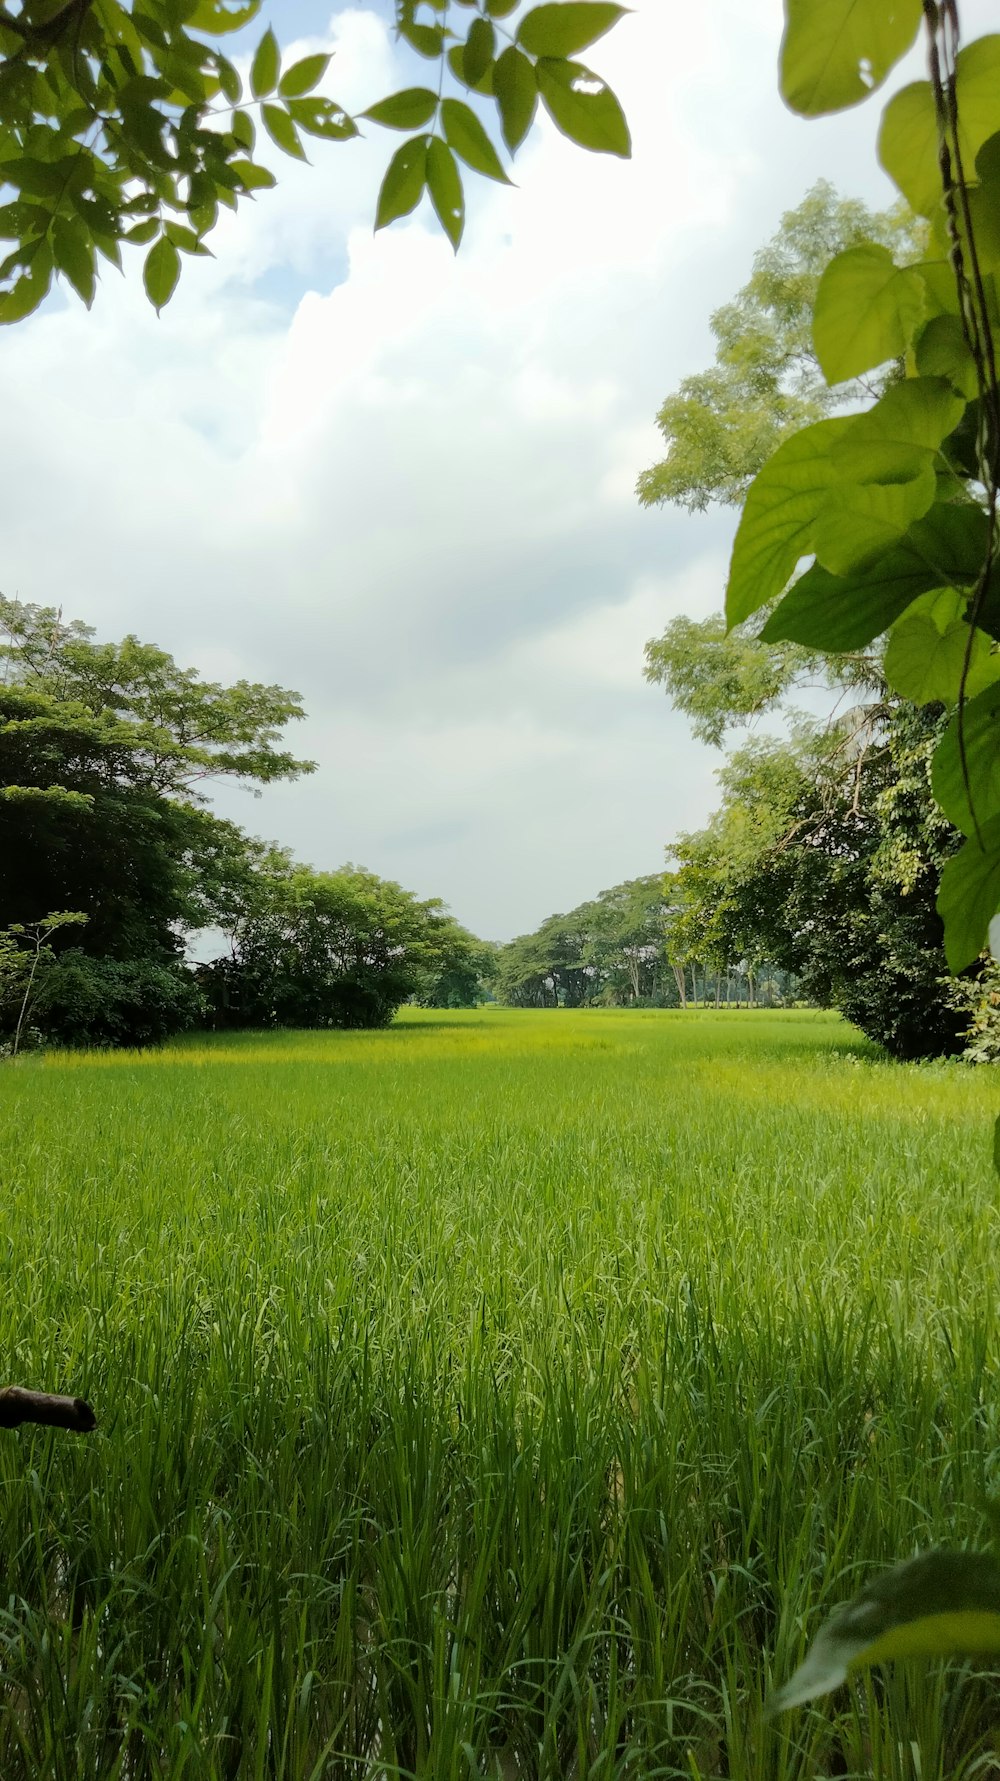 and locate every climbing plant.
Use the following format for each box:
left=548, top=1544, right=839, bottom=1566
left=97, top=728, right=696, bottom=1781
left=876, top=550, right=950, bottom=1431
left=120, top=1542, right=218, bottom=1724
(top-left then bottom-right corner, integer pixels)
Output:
left=728, top=0, right=1000, bottom=981
left=755, top=0, right=1000, bottom=1715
